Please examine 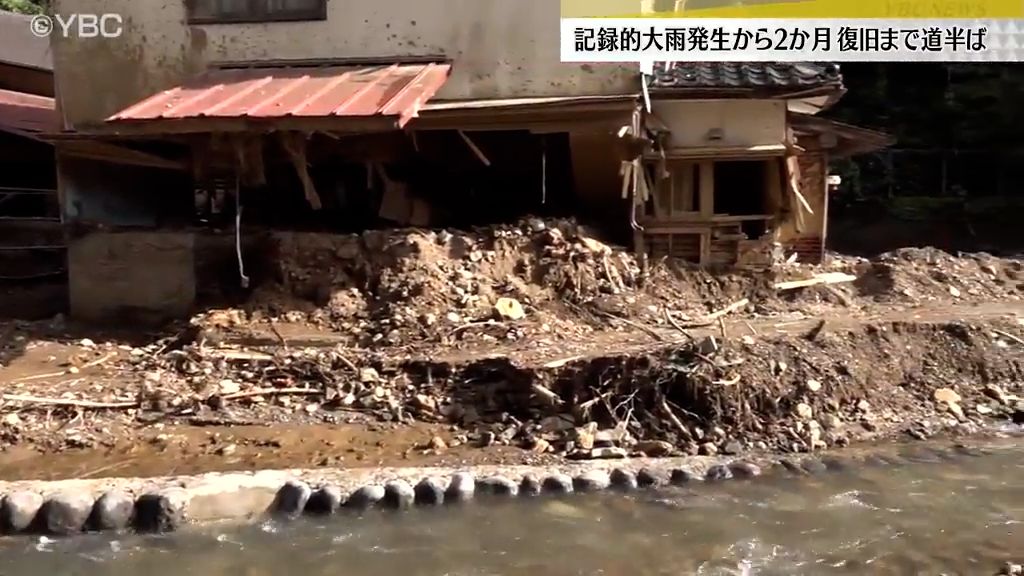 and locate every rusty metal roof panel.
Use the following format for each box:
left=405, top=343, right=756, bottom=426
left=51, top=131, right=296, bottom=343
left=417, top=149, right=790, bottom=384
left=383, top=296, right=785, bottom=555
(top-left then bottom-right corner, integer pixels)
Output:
left=107, top=63, right=451, bottom=128
left=0, top=88, right=56, bottom=137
